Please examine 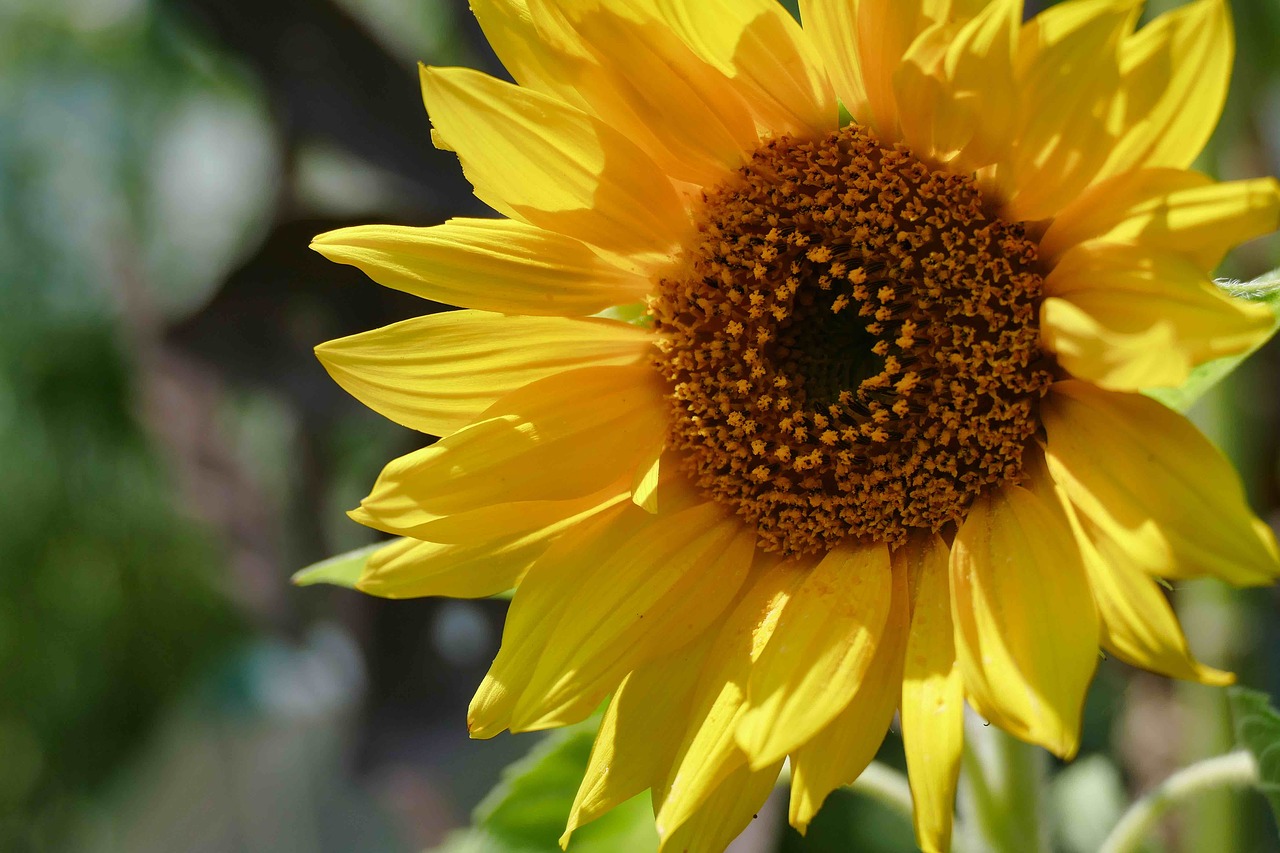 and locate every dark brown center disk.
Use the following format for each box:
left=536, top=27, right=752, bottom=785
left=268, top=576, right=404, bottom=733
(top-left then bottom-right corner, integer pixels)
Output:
left=650, top=124, right=1053, bottom=555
